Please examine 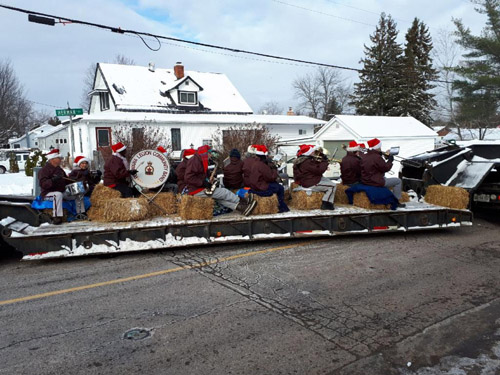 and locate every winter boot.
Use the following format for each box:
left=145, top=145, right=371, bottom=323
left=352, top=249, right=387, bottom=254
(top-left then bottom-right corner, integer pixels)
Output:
left=236, top=198, right=258, bottom=216
left=320, top=201, right=335, bottom=210
left=397, top=203, right=406, bottom=208
left=52, top=217, right=63, bottom=225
